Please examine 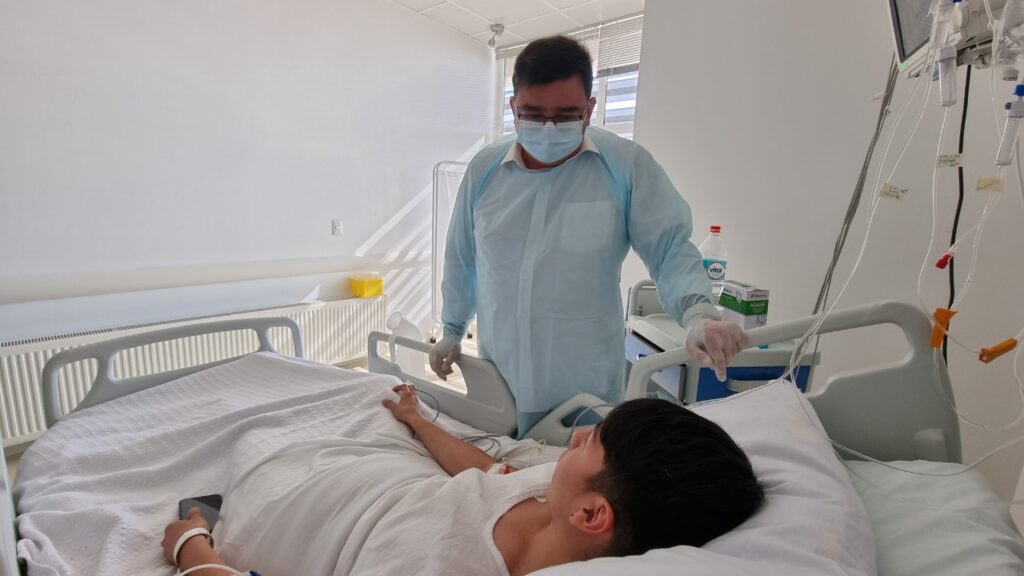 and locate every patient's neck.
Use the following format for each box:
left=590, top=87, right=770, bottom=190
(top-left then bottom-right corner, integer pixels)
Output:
left=494, top=498, right=601, bottom=576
